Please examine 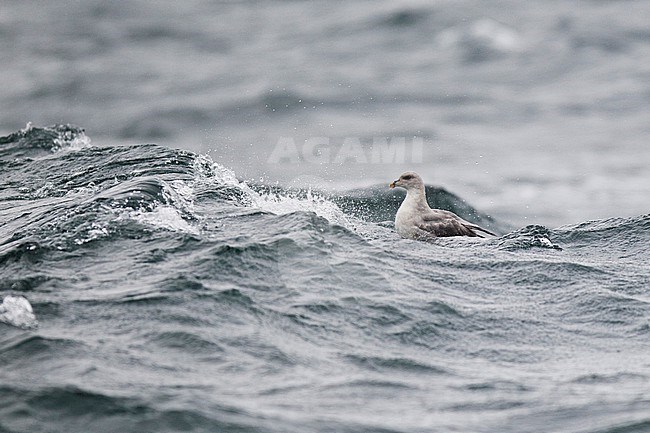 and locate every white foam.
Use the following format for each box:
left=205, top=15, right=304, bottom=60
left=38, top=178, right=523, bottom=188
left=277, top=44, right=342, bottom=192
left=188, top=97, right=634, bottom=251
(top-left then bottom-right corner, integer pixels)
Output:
left=48, top=124, right=92, bottom=153
left=73, top=222, right=110, bottom=245
left=0, top=295, right=38, bottom=329
left=192, top=154, right=355, bottom=228
left=193, top=153, right=242, bottom=188
left=53, top=133, right=91, bottom=152
left=123, top=205, right=199, bottom=235
left=117, top=154, right=357, bottom=234
left=164, top=180, right=197, bottom=215
left=107, top=178, right=200, bottom=235
left=250, top=189, right=353, bottom=227
left=21, top=122, right=92, bottom=152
